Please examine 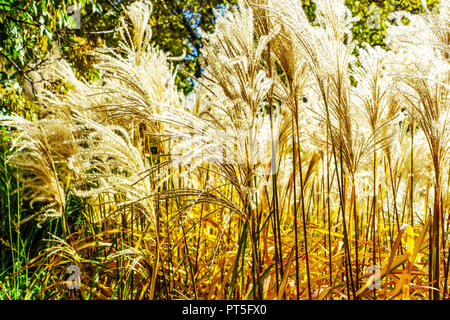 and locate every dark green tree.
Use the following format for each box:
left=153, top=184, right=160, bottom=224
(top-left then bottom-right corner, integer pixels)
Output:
left=0, top=0, right=238, bottom=98
left=0, top=0, right=441, bottom=101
